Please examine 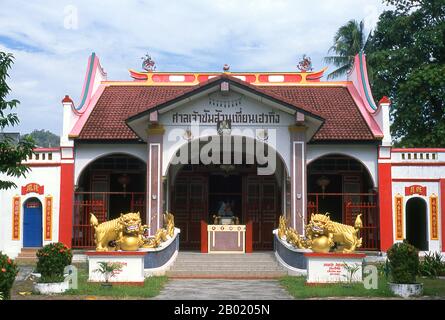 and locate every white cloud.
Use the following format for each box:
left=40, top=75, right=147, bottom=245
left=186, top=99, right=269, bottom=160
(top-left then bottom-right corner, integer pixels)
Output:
left=0, top=0, right=390, bottom=135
